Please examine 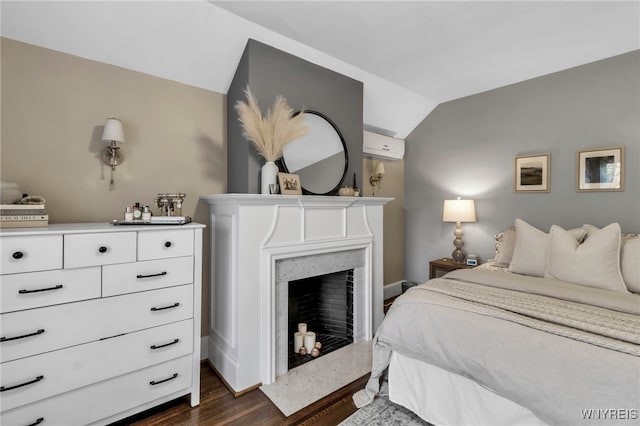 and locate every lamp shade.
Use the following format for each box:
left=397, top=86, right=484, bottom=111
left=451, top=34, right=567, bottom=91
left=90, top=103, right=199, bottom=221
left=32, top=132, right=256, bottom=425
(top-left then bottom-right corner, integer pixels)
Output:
left=374, top=161, right=385, bottom=176
left=443, top=198, right=476, bottom=223
left=102, top=118, right=125, bottom=143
